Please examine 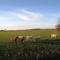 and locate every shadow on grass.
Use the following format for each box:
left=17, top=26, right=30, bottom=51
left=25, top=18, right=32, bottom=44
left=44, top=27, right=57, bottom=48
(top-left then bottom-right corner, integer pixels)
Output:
left=0, top=39, right=60, bottom=60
